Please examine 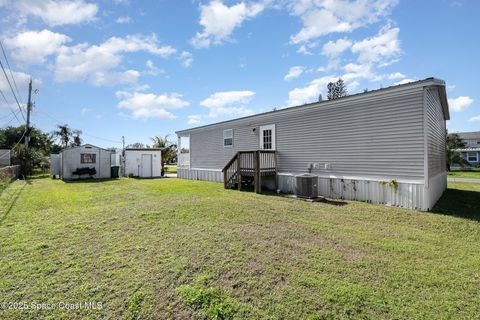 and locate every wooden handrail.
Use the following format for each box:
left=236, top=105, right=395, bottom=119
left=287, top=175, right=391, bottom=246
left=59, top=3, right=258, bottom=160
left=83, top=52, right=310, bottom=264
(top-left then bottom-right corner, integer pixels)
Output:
left=223, top=150, right=278, bottom=192
left=222, top=151, right=239, bottom=172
